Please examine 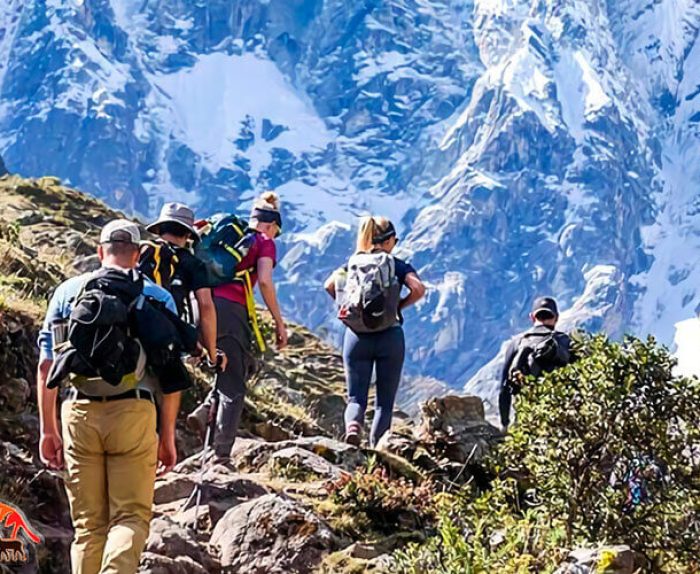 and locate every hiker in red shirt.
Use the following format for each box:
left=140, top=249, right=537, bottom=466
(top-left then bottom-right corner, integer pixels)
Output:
left=187, top=192, right=287, bottom=459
